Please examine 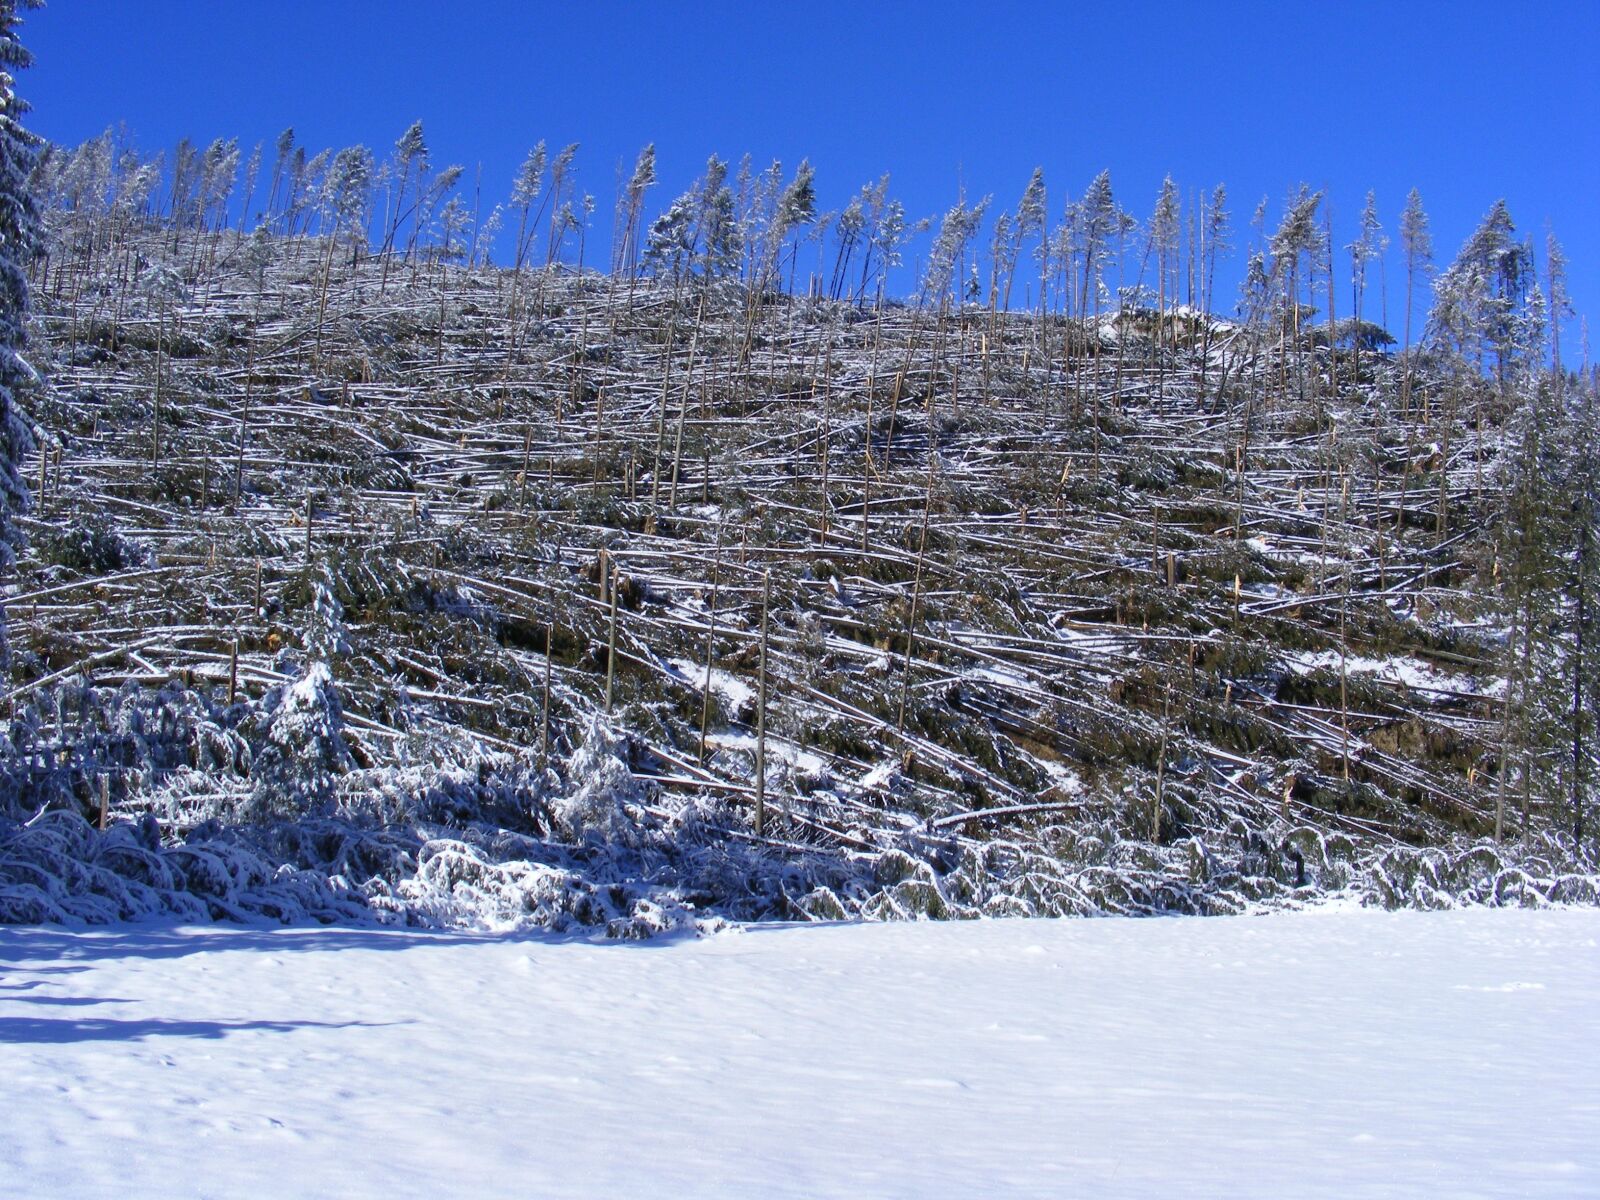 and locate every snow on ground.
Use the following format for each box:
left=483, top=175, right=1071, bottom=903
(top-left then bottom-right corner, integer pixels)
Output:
left=665, top=657, right=758, bottom=715
left=707, top=729, right=830, bottom=779
left=1285, top=648, right=1497, bottom=699
left=2, top=908, right=1596, bottom=1199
